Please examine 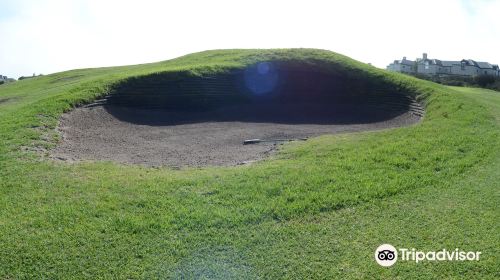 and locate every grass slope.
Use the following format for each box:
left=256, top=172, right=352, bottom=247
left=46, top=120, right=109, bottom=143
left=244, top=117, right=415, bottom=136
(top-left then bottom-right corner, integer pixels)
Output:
left=0, top=49, right=498, bottom=279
